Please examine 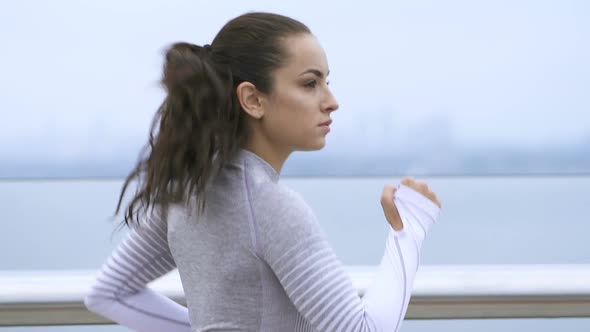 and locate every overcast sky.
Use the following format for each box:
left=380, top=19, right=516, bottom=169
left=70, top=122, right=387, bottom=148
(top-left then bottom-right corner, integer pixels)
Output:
left=1, top=0, right=588, bottom=169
